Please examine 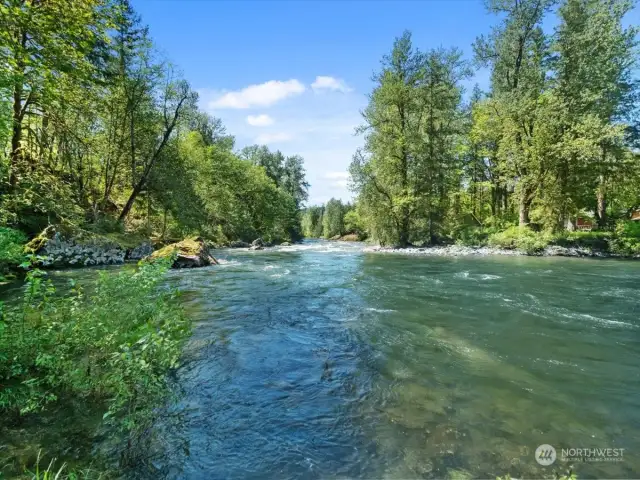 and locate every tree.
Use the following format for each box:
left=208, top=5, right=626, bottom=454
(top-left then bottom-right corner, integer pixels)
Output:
left=474, top=0, right=554, bottom=226
left=322, top=198, right=344, bottom=238
left=350, top=32, right=469, bottom=245
left=552, top=0, right=639, bottom=227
